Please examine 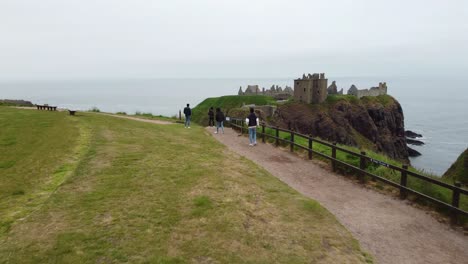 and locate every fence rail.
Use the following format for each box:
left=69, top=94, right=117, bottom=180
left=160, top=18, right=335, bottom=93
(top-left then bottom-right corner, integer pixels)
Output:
left=228, top=118, right=468, bottom=224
